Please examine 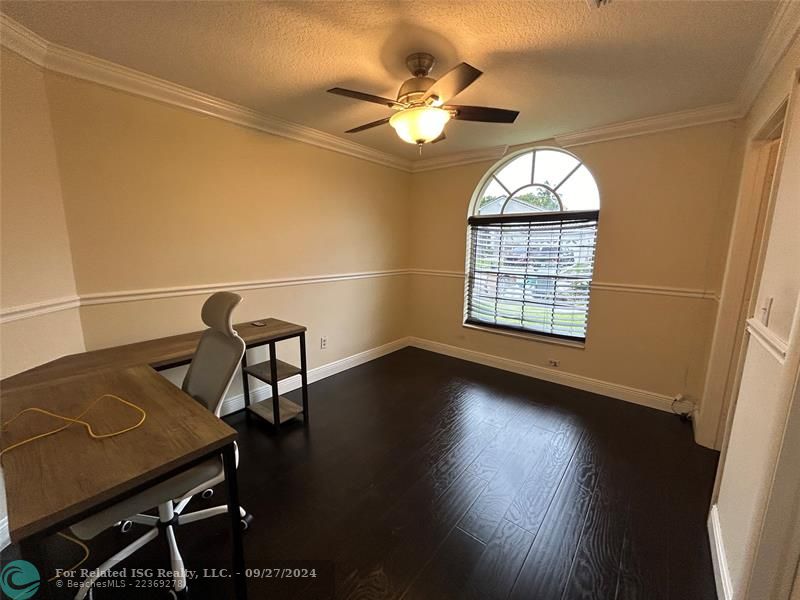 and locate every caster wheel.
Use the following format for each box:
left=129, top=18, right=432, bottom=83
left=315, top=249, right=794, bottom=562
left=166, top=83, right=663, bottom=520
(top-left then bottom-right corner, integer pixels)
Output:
left=201, top=489, right=214, bottom=499
left=241, top=513, right=254, bottom=531
left=119, top=520, right=133, bottom=533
